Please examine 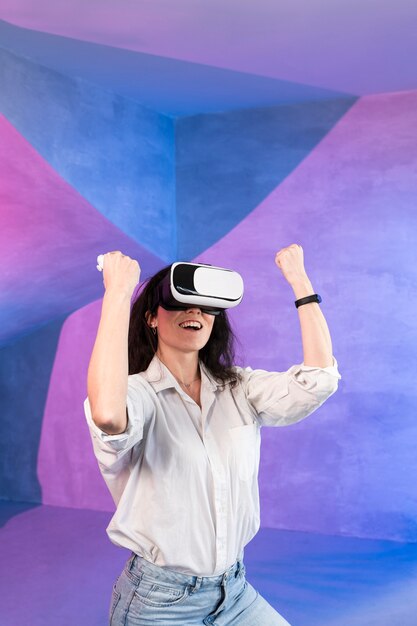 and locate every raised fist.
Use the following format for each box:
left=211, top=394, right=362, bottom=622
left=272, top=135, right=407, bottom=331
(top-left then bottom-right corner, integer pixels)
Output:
left=275, top=244, right=309, bottom=286
left=98, top=251, right=141, bottom=296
